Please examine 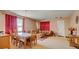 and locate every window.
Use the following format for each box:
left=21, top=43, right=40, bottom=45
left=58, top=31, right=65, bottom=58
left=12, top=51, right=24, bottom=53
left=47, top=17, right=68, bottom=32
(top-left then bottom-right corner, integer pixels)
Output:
left=17, top=18, right=23, bottom=32
left=57, top=19, right=65, bottom=36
